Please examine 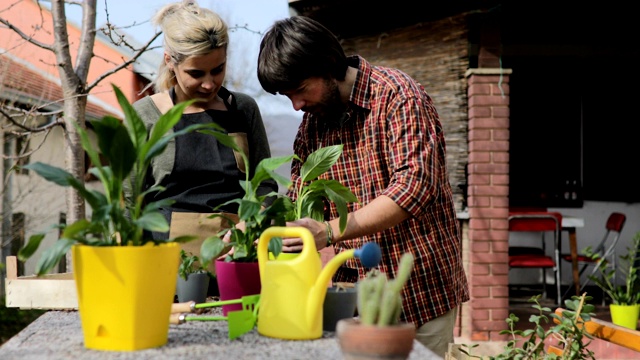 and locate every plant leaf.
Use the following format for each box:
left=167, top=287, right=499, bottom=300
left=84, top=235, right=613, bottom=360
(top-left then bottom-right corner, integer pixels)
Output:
left=250, top=155, right=296, bottom=189
left=89, top=116, right=136, bottom=182
left=34, top=238, right=76, bottom=275
left=136, top=211, right=169, bottom=232
left=300, top=144, right=343, bottom=182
